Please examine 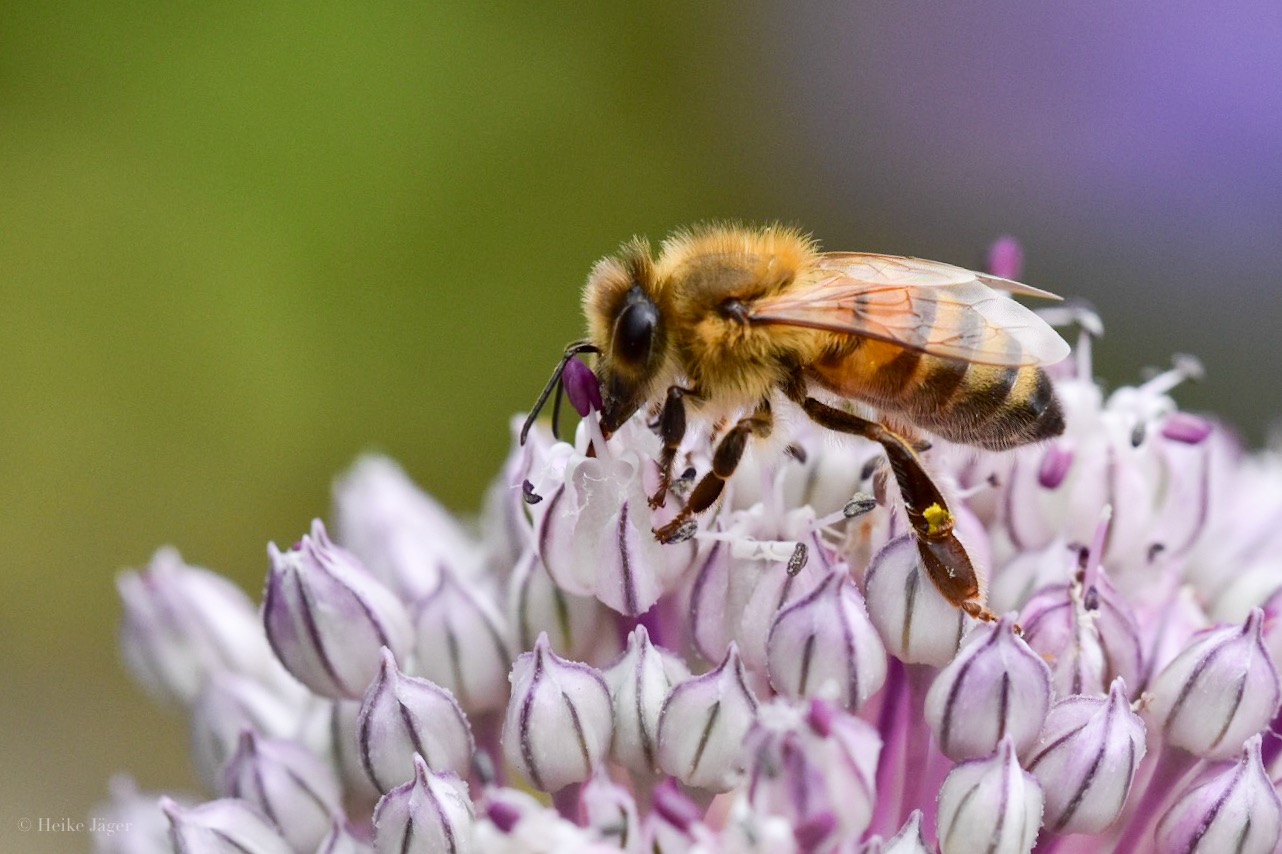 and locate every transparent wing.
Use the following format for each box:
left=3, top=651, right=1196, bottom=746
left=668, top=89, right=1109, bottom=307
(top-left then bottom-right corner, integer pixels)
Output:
left=747, top=253, right=1071, bottom=367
